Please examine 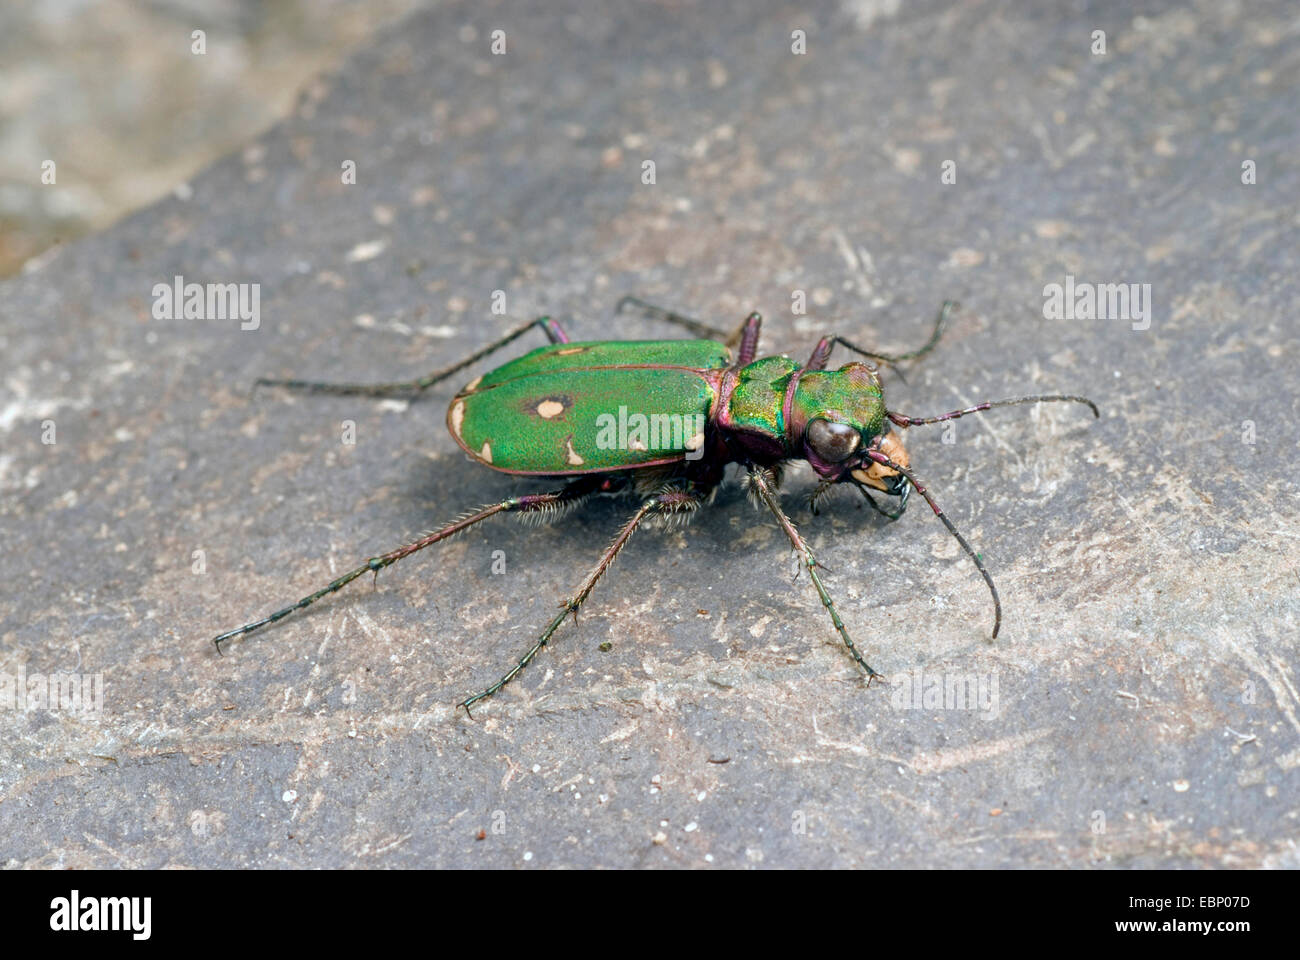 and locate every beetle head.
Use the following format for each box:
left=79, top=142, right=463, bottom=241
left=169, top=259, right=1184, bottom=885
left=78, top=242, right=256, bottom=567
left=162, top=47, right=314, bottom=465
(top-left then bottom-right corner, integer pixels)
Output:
left=790, top=362, right=911, bottom=505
